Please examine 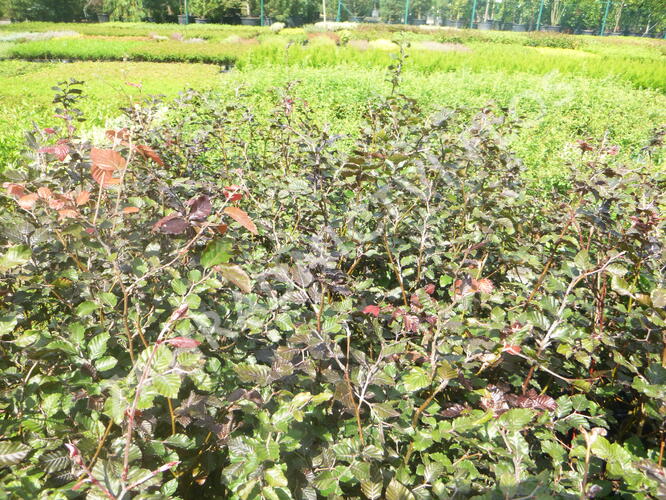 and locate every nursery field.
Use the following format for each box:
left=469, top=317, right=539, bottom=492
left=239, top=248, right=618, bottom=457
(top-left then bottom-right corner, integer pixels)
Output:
left=1, top=21, right=666, bottom=500
left=0, top=22, right=665, bottom=186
